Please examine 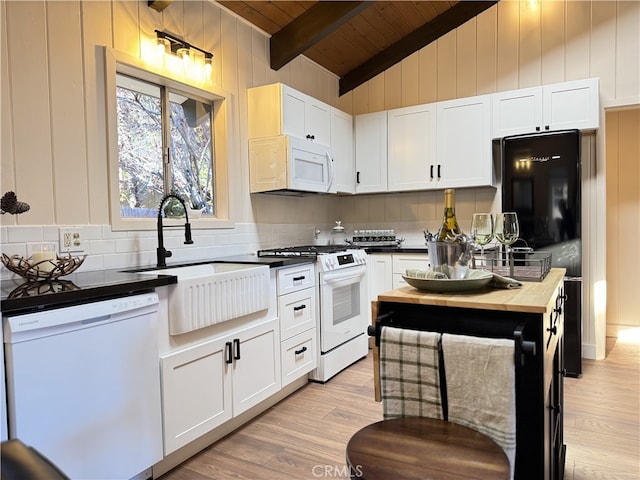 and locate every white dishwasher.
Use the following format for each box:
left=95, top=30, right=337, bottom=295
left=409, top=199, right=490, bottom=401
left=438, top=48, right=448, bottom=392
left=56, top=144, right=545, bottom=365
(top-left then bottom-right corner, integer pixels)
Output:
left=3, top=292, right=163, bottom=480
